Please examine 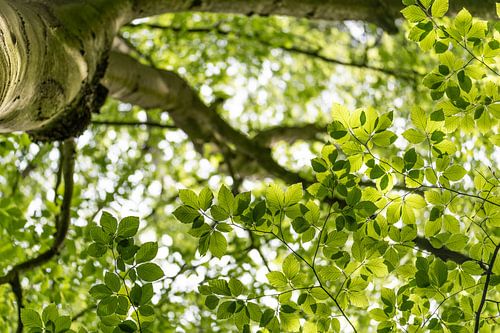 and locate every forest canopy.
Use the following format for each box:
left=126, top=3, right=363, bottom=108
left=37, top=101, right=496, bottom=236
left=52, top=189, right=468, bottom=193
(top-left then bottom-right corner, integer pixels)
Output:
left=0, top=0, right=499, bottom=332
